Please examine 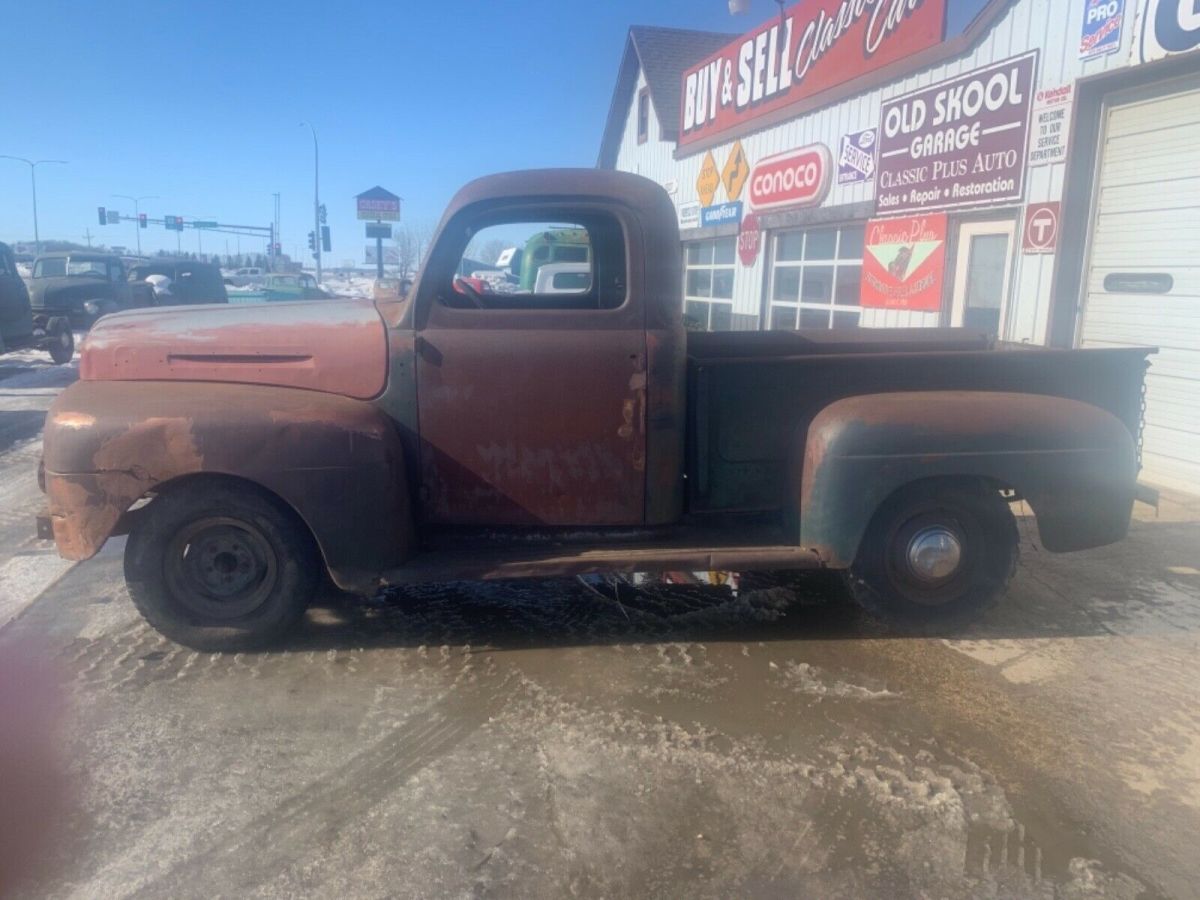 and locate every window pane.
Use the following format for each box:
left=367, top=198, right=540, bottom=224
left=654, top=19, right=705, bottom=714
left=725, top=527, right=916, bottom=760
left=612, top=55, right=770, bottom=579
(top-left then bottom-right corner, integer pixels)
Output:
left=699, top=241, right=714, bottom=265
left=711, top=268, right=733, bottom=299
left=771, top=305, right=797, bottom=330
left=832, top=310, right=861, bottom=328
left=684, top=300, right=708, bottom=325
left=835, top=265, right=862, bottom=306
left=710, top=302, right=733, bottom=331
left=776, top=231, right=803, bottom=261
left=686, top=268, right=712, bottom=298
left=799, top=307, right=831, bottom=328
left=772, top=266, right=800, bottom=302
left=839, top=225, right=865, bottom=260
left=801, top=266, right=834, bottom=303
left=805, top=229, right=837, bottom=260
left=686, top=243, right=702, bottom=265
left=713, top=237, right=736, bottom=265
